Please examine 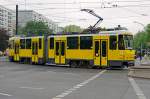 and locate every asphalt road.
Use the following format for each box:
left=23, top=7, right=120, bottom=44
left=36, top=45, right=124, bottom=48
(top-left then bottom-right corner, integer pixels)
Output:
left=0, top=61, right=150, bottom=99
